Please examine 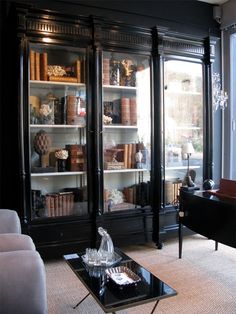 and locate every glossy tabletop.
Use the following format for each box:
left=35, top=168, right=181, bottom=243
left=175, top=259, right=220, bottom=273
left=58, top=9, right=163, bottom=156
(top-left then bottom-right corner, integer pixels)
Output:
left=64, top=248, right=177, bottom=313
